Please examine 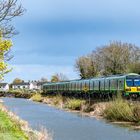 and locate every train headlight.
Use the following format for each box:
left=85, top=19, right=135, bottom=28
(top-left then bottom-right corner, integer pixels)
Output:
left=126, top=88, right=131, bottom=91
left=137, top=88, right=140, bottom=91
